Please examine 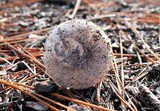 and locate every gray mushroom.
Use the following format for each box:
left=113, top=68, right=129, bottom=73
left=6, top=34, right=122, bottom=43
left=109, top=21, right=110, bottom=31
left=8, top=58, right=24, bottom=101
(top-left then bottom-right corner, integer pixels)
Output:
left=44, top=19, right=111, bottom=89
